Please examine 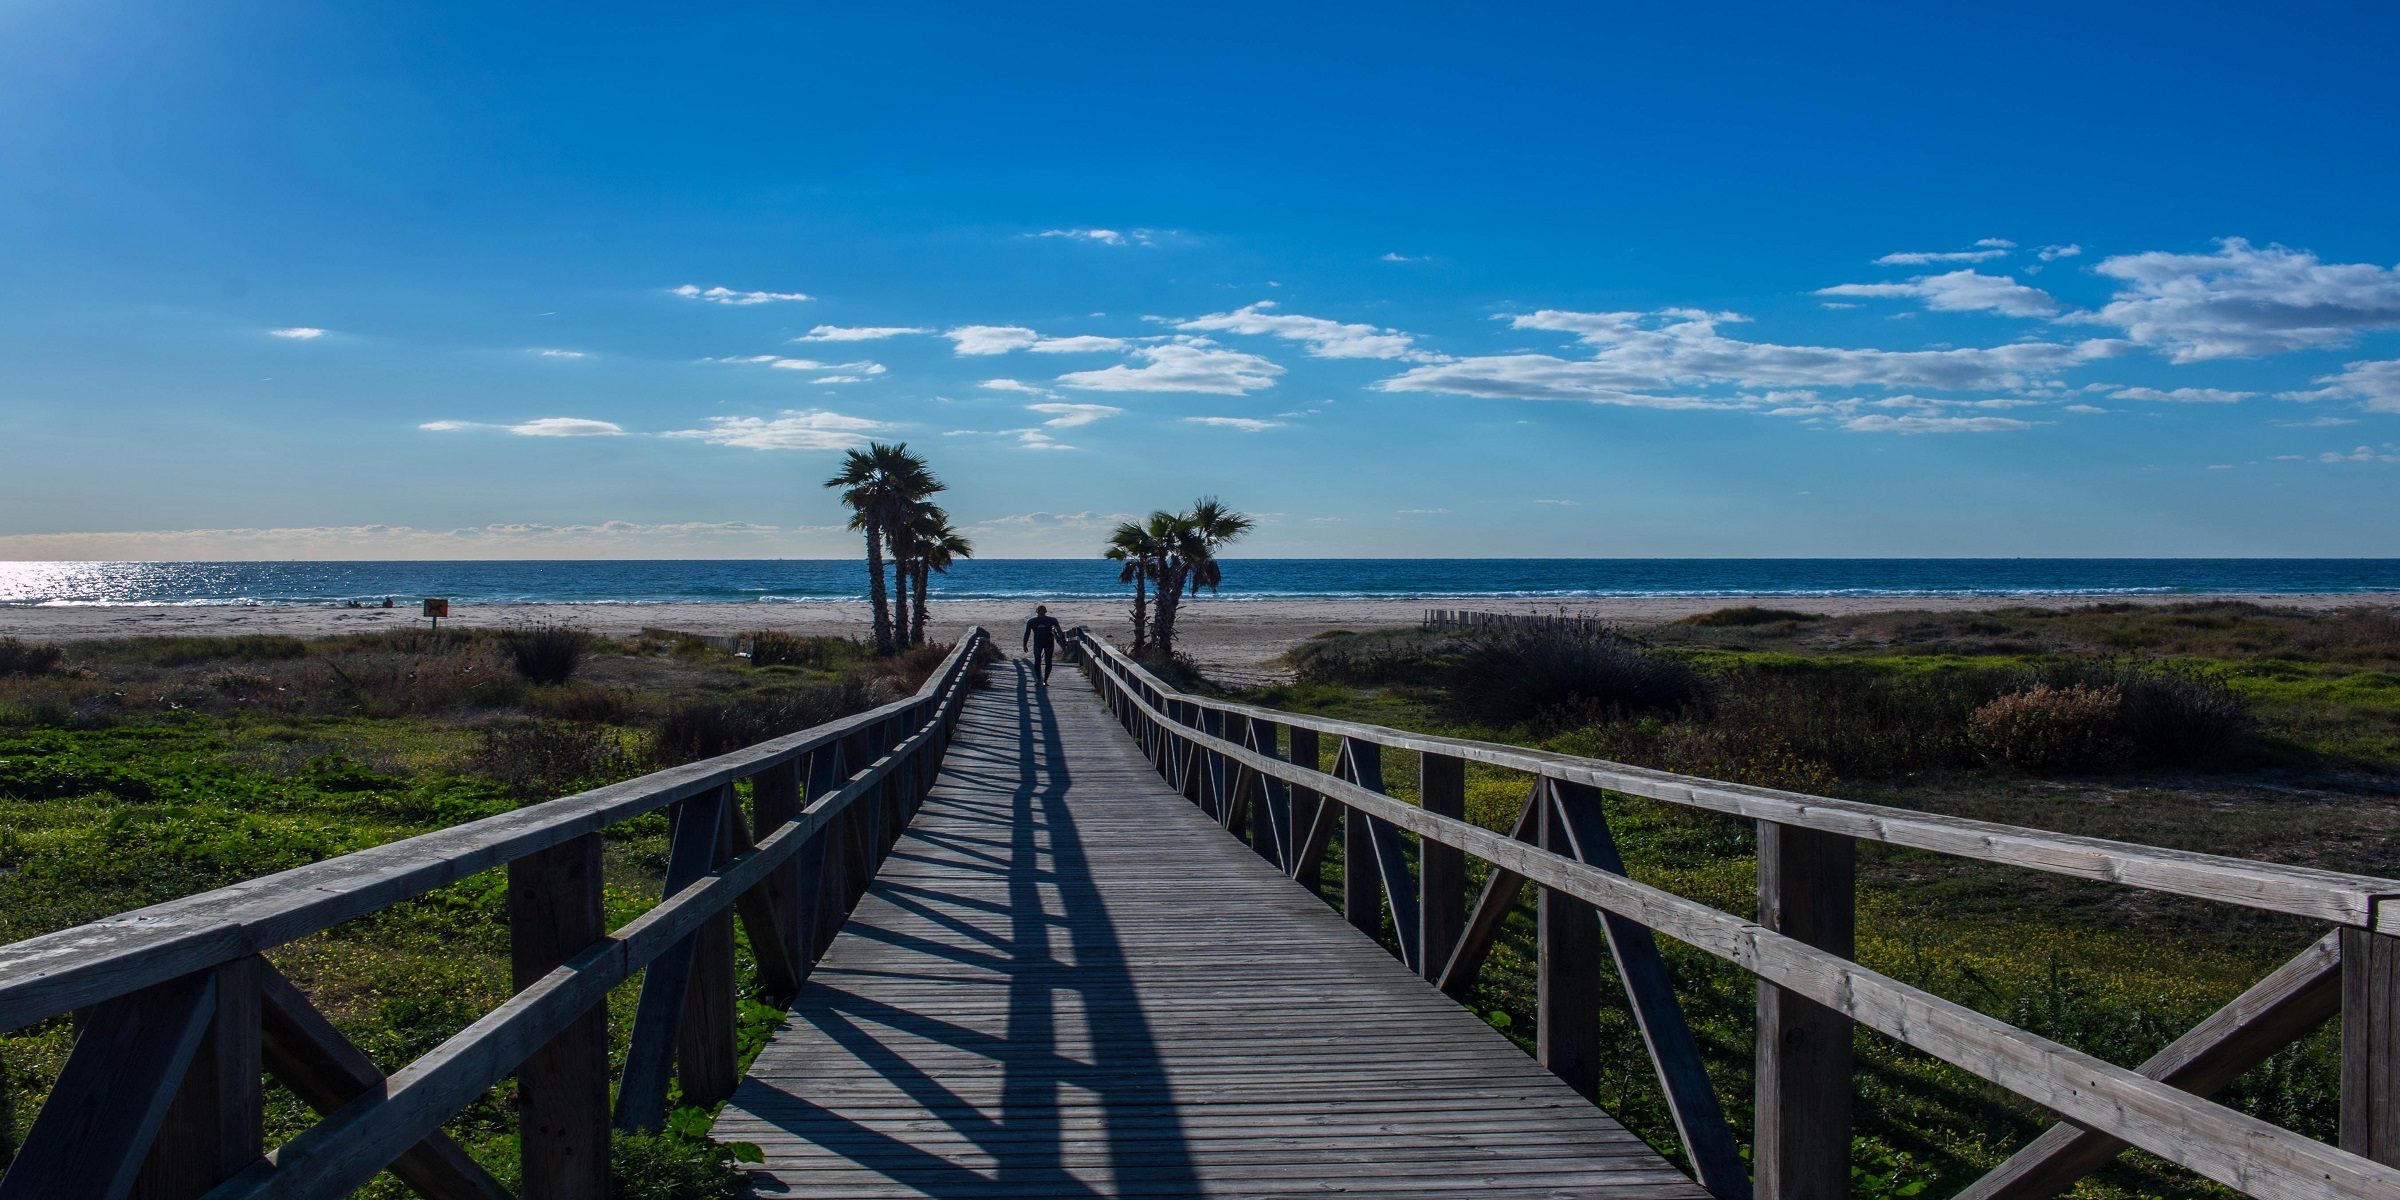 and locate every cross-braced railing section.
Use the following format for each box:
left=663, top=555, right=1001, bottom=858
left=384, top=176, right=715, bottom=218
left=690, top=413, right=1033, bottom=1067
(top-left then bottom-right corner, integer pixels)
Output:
left=0, top=629, right=990, bottom=1200
left=1066, top=627, right=2400, bottom=1200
